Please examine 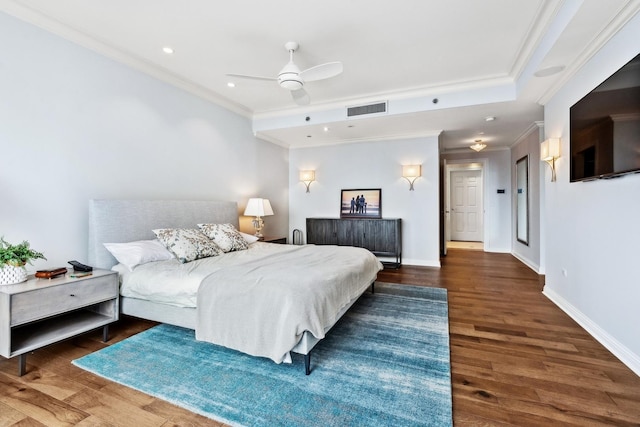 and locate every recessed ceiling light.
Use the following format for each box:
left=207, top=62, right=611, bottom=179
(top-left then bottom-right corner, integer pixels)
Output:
left=227, top=82, right=236, bottom=88
left=162, top=46, right=174, bottom=54
left=485, top=116, right=496, bottom=122
left=323, top=126, right=329, bottom=132
left=534, top=65, right=565, bottom=77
